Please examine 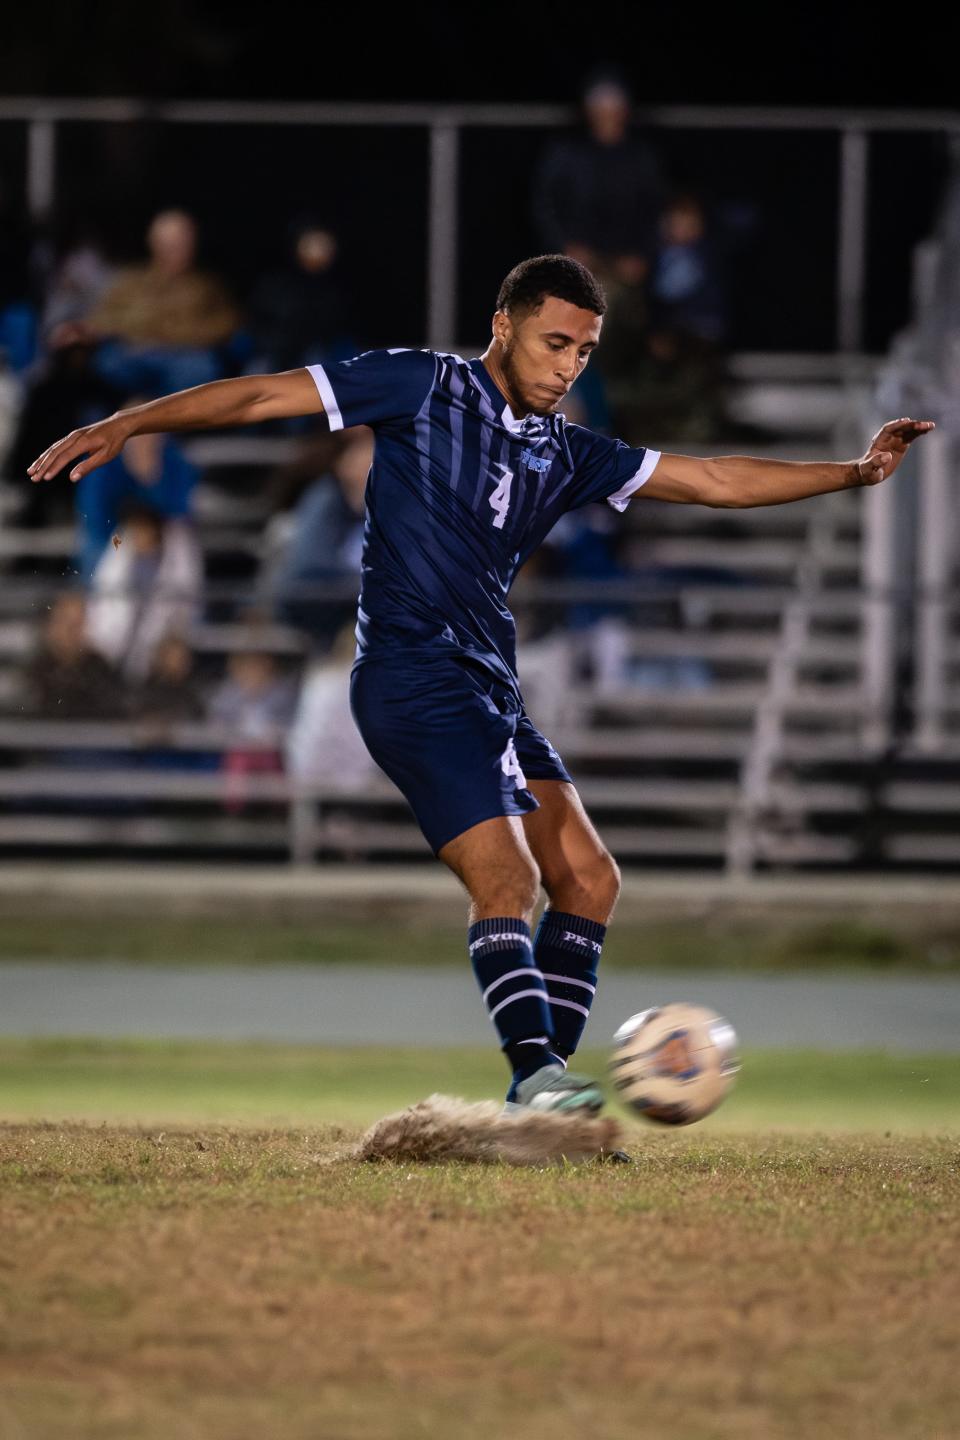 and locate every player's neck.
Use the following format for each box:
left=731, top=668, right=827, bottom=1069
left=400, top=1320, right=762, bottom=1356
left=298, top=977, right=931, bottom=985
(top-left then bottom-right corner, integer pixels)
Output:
left=479, top=349, right=531, bottom=419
